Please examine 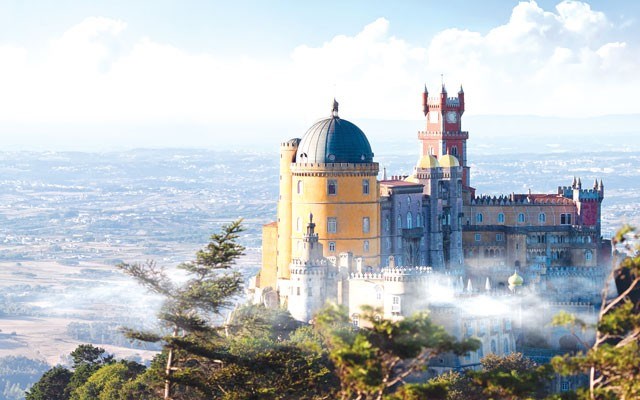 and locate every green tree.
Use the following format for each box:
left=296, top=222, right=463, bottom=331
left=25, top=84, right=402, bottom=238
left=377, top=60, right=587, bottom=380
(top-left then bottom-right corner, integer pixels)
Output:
left=117, top=220, right=245, bottom=399
left=71, top=361, right=145, bottom=400
left=552, top=225, right=640, bottom=400
left=468, top=352, right=553, bottom=400
left=25, top=366, right=72, bottom=400
left=315, top=304, right=479, bottom=400
left=66, top=345, right=114, bottom=399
